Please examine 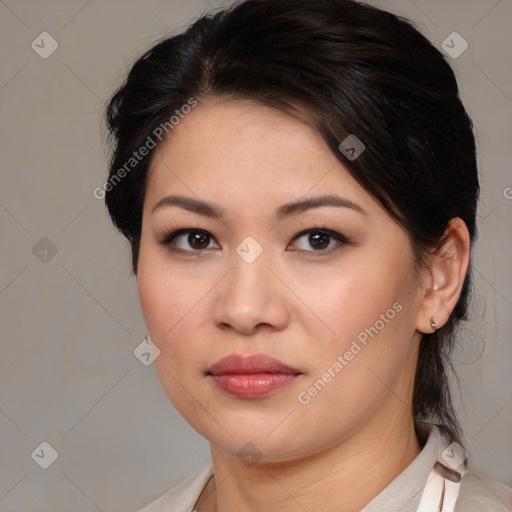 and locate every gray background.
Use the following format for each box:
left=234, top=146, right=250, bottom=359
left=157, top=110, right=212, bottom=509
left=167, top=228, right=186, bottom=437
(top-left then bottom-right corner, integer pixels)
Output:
left=0, top=0, right=511, bottom=510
